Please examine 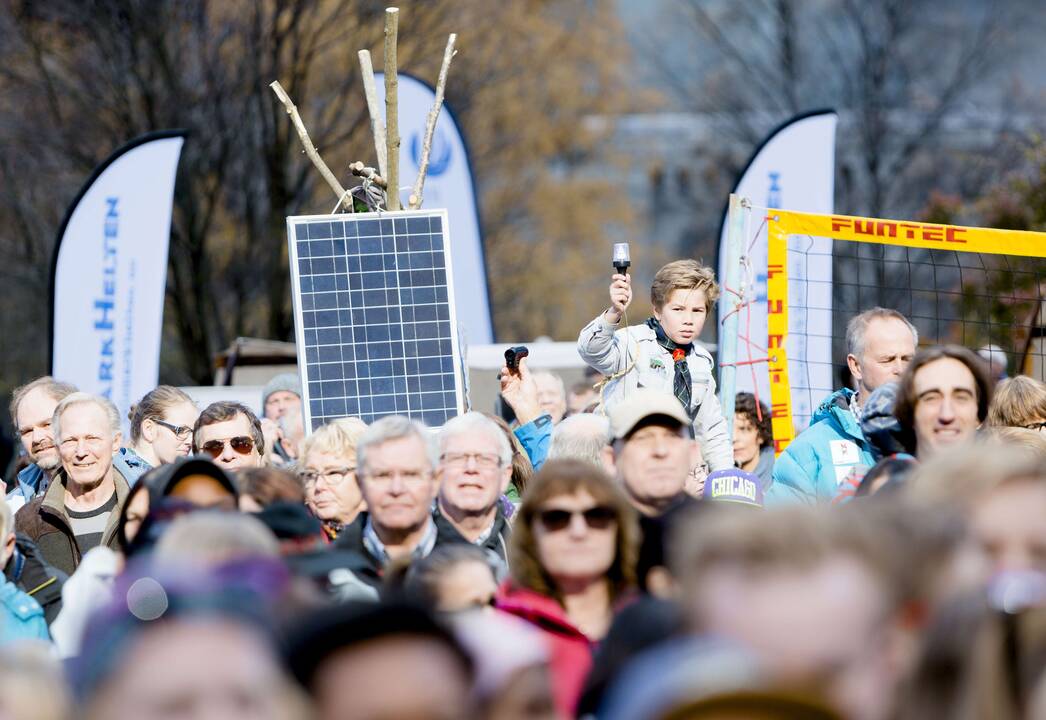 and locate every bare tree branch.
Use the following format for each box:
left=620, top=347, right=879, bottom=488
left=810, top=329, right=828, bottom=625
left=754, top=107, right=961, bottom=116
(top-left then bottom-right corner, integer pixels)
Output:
left=269, top=80, right=348, bottom=204
left=358, top=49, right=388, bottom=179
left=409, top=33, right=457, bottom=209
